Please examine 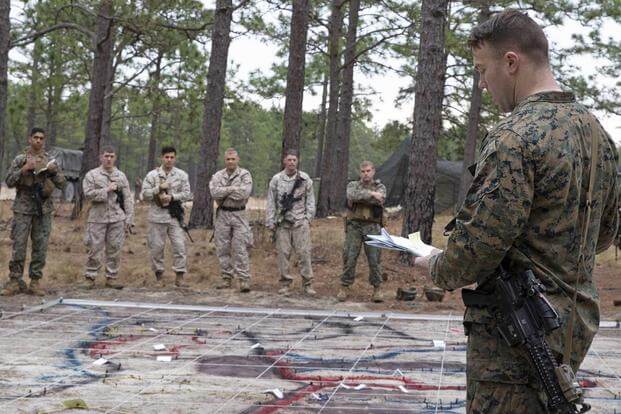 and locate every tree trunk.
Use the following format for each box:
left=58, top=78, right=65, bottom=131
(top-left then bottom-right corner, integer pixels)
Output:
left=189, top=0, right=234, bottom=228
left=147, top=52, right=162, bottom=172
left=45, top=74, right=63, bottom=148
left=457, top=5, right=490, bottom=208
left=313, top=70, right=328, bottom=178
left=401, top=0, right=449, bottom=246
left=27, top=39, right=42, bottom=137
left=0, top=0, right=8, bottom=183
left=281, top=0, right=310, bottom=160
left=74, top=0, right=115, bottom=217
left=316, top=0, right=345, bottom=217
left=333, top=0, right=360, bottom=210
left=100, top=38, right=116, bottom=148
